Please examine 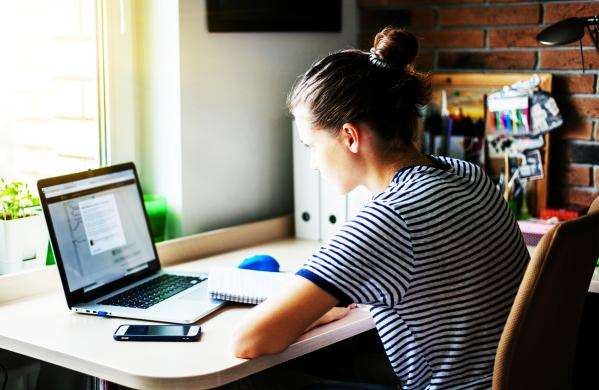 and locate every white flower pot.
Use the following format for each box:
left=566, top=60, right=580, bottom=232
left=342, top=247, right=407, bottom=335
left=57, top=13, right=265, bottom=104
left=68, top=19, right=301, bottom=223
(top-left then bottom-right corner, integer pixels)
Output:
left=0, top=215, right=47, bottom=274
